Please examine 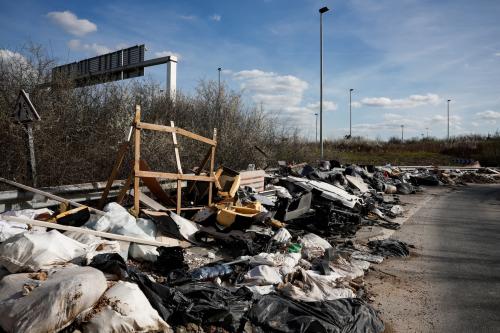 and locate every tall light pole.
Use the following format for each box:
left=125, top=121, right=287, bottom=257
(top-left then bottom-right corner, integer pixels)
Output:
left=314, top=113, right=318, bottom=143
left=218, top=68, right=221, bottom=95
left=319, top=6, right=329, bottom=159
left=426, top=127, right=429, bottom=138
left=401, top=124, right=404, bottom=142
left=349, top=88, right=354, bottom=138
left=447, top=99, right=451, bottom=140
